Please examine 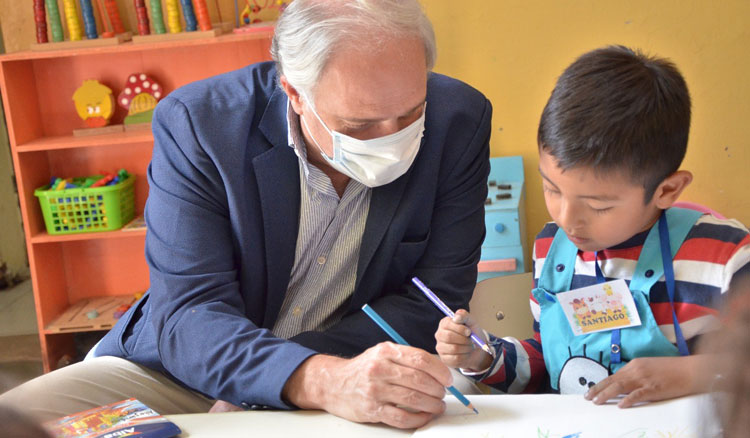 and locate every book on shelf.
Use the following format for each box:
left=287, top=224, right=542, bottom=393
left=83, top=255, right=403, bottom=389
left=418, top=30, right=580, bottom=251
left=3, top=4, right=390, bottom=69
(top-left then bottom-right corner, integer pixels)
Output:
left=122, top=216, right=146, bottom=231
left=44, top=398, right=181, bottom=438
